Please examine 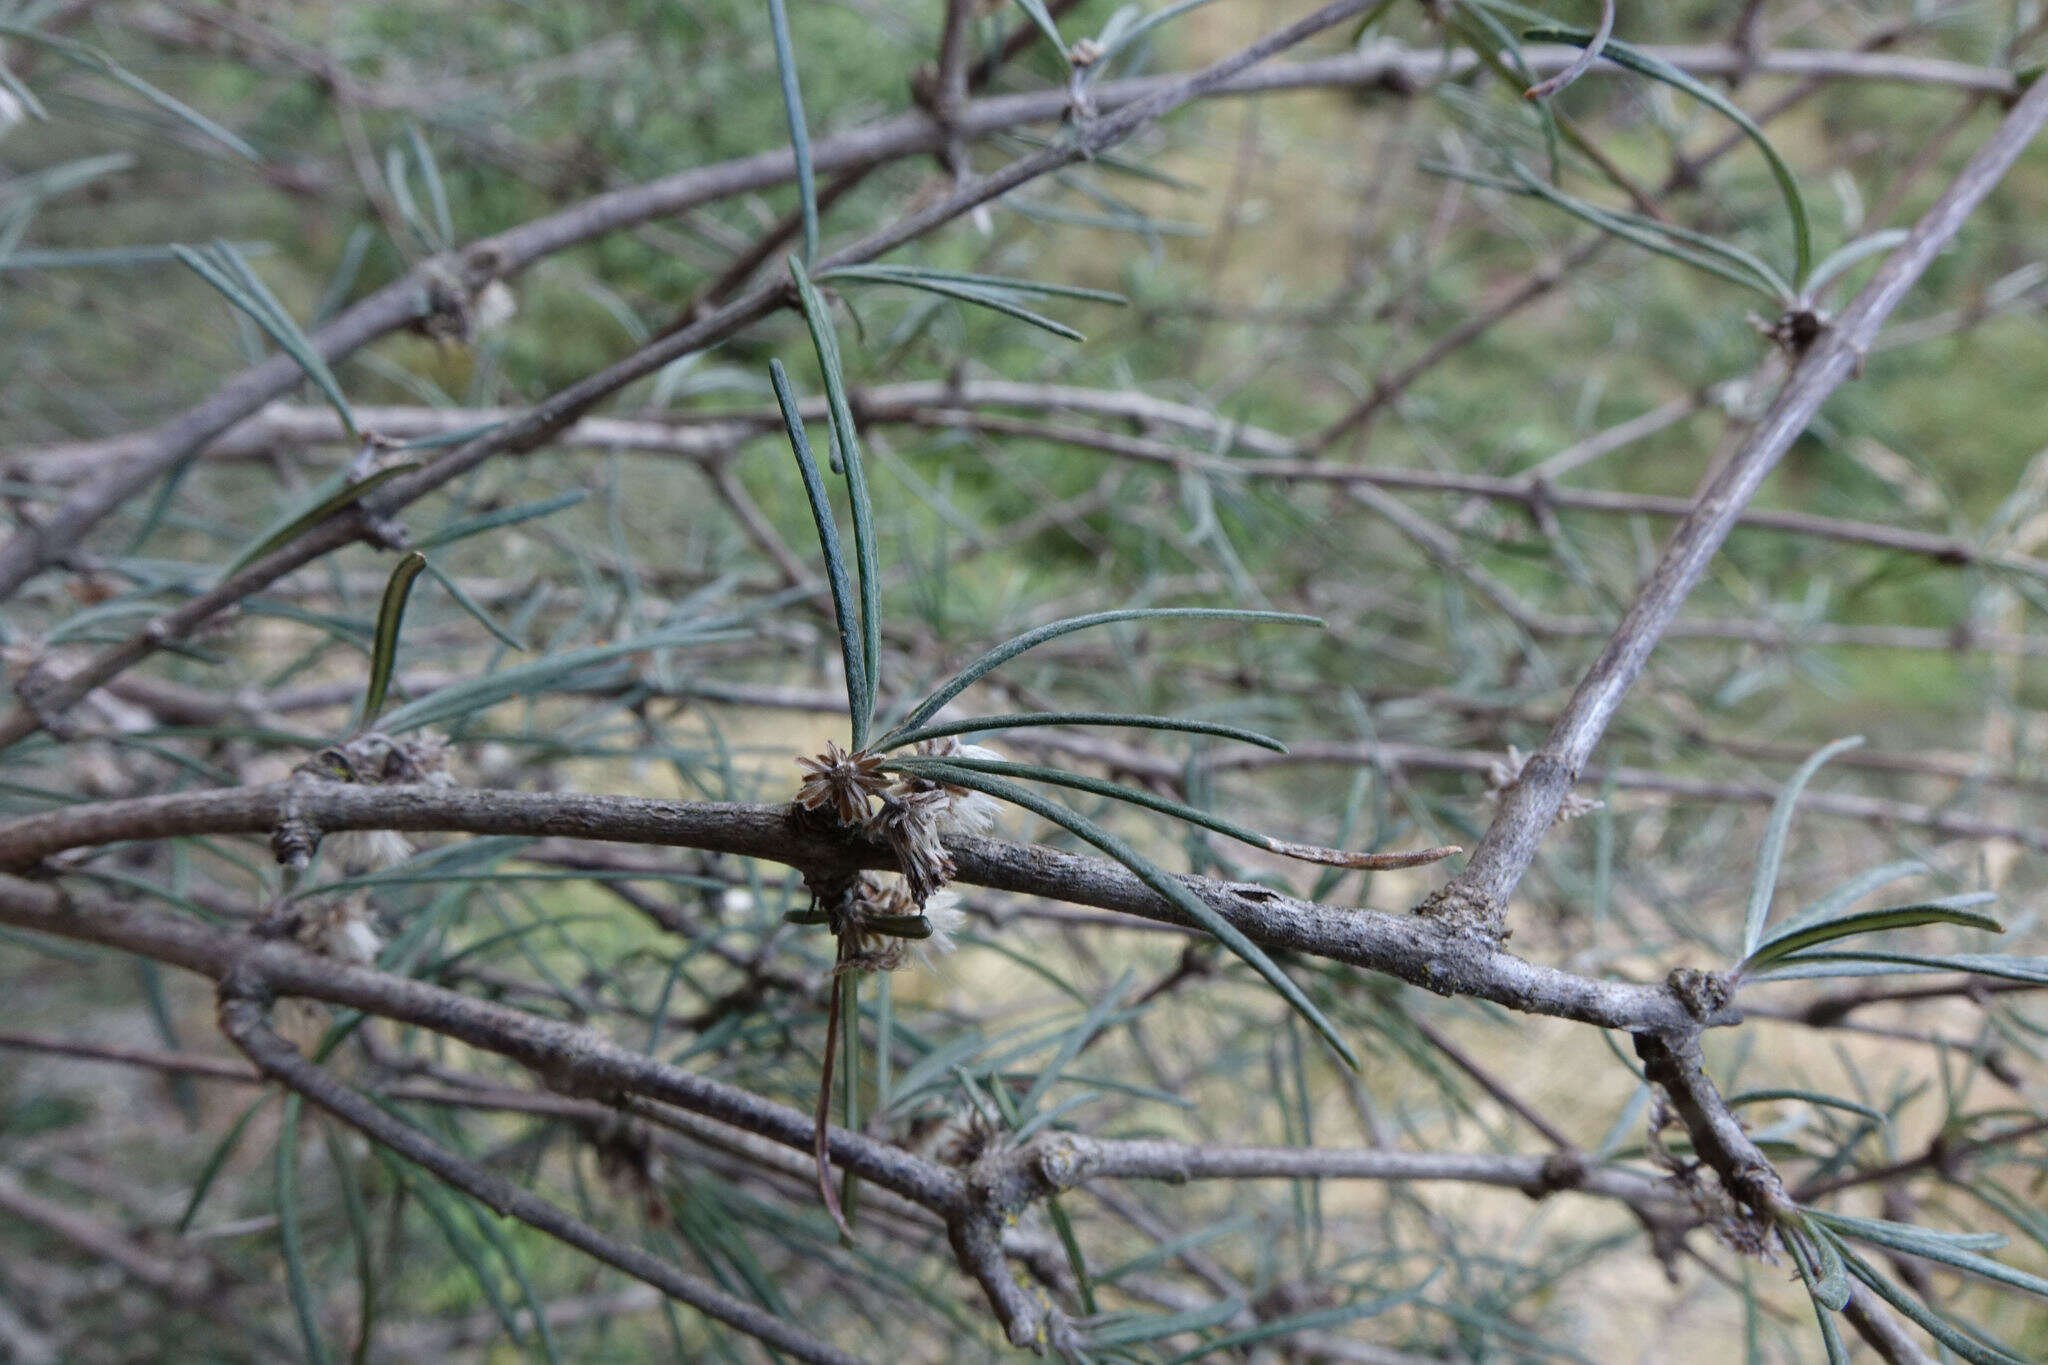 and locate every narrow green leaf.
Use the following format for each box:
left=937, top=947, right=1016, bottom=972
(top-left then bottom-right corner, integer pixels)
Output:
left=1742, top=736, right=1864, bottom=958
left=1009, top=1089, right=1106, bottom=1145
left=276, top=1095, right=335, bottom=1365
left=1451, top=0, right=1560, bottom=178
left=318, top=1125, right=379, bottom=1365
left=1009, top=0, right=1068, bottom=59
left=887, top=608, right=1321, bottom=738
left=1158, top=1279, right=1432, bottom=1363
left=1501, top=162, right=1791, bottom=300
left=413, top=488, right=587, bottom=551
left=1838, top=1242, right=2031, bottom=1365
left=405, top=124, right=454, bottom=246
left=0, top=60, right=46, bottom=120
left=1522, top=0, right=1612, bottom=101
left=315, top=225, right=376, bottom=324
left=765, top=0, right=818, bottom=266
left=1968, top=1178, right=2048, bottom=1260
left=174, top=242, right=356, bottom=442
left=1745, top=900, right=2001, bottom=973
left=1803, top=229, right=1909, bottom=300
left=1427, top=160, right=1787, bottom=299
left=417, top=556, right=527, bottom=652
left=770, top=359, right=869, bottom=743
left=1524, top=27, right=1813, bottom=283
left=900, top=755, right=1453, bottom=871
left=383, top=1157, right=529, bottom=1347
left=906, top=764, right=1359, bottom=1069
left=1727, top=1089, right=1887, bottom=1126
left=1023, top=970, right=1135, bottom=1120
left=375, top=621, right=731, bottom=732
left=1807, top=1211, right=2011, bottom=1256
left=387, top=142, right=426, bottom=248
left=393, top=419, right=509, bottom=453
left=1752, top=950, right=2048, bottom=985
left=822, top=263, right=1127, bottom=304
left=1802, top=1219, right=1852, bottom=1311
left=1045, top=1192, right=1098, bottom=1315
left=358, top=552, right=427, bottom=731
left=221, top=462, right=418, bottom=577
left=1090, top=1299, right=1247, bottom=1348
left=1088, top=0, right=1227, bottom=79
left=458, top=1194, right=563, bottom=1364
left=883, top=710, right=1286, bottom=753
left=177, top=1091, right=270, bottom=1233
left=1767, top=861, right=1932, bottom=946
left=0, top=21, right=258, bottom=160
left=1784, top=1227, right=1852, bottom=1365
left=1, top=241, right=277, bottom=272
left=790, top=258, right=881, bottom=740
left=817, top=267, right=1088, bottom=340
left=1809, top=1210, right=2048, bottom=1302
left=1096, top=1214, right=1258, bottom=1286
